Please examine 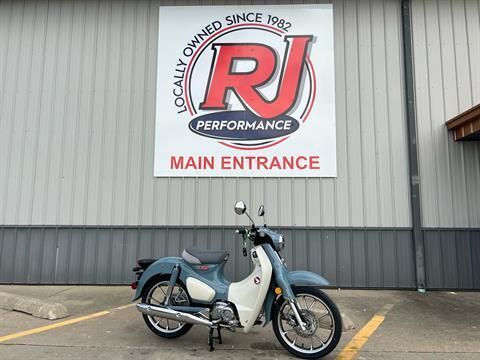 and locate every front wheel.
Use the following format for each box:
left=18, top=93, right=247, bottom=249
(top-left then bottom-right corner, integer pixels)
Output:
left=272, top=287, right=342, bottom=359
